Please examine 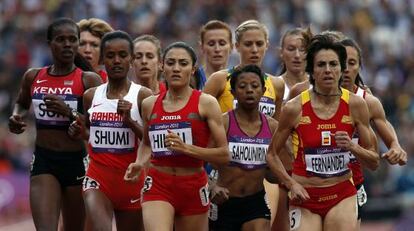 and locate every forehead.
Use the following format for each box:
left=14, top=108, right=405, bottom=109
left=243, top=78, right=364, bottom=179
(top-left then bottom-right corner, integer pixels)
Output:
left=134, top=40, right=157, bottom=52
left=239, top=29, right=266, bottom=42
left=103, top=38, right=130, bottom=52
left=345, top=46, right=358, bottom=59
left=203, top=29, right=231, bottom=42
left=80, top=31, right=100, bottom=41
left=237, top=72, right=261, bottom=82
left=165, top=48, right=191, bottom=59
left=52, top=24, right=78, bottom=38
left=283, top=34, right=303, bottom=46
left=314, top=49, right=339, bottom=62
